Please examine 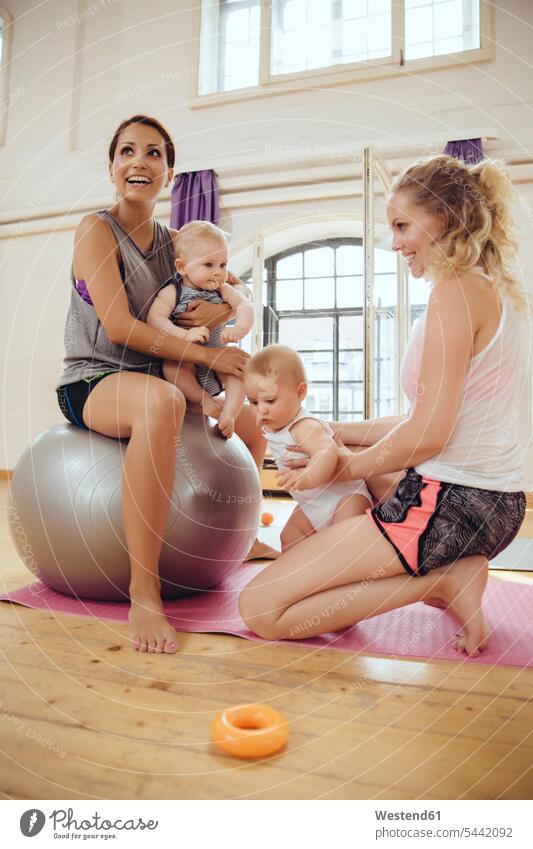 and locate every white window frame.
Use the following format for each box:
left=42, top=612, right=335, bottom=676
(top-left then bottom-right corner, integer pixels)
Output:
left=191, top=0, right=493, bottom=109
left=0, top=5, right=14, bottom=145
